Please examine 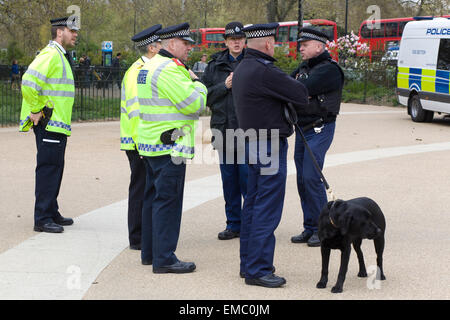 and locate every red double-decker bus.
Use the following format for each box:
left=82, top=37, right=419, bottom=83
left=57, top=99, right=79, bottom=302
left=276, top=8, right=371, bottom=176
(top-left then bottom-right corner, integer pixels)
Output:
left=275, top=19, right=338, bottom=59
left=358, top=15, right=450, bottom=59
left=191, top=27, right=226, bottom=50
left=191, top=19, right=339, bottom=59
